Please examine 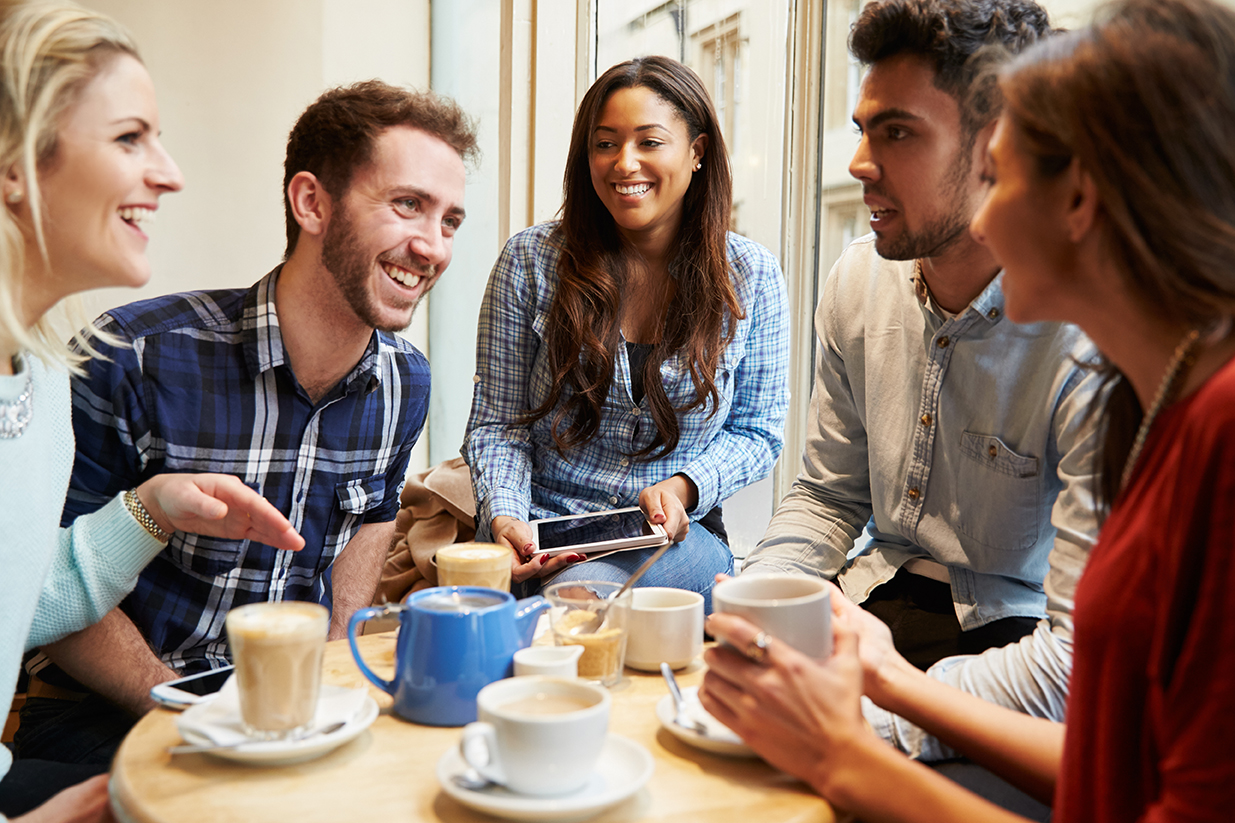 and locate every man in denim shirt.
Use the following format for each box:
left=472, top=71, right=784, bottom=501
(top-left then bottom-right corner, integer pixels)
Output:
left=744, top=0, right=1101, bottom=766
